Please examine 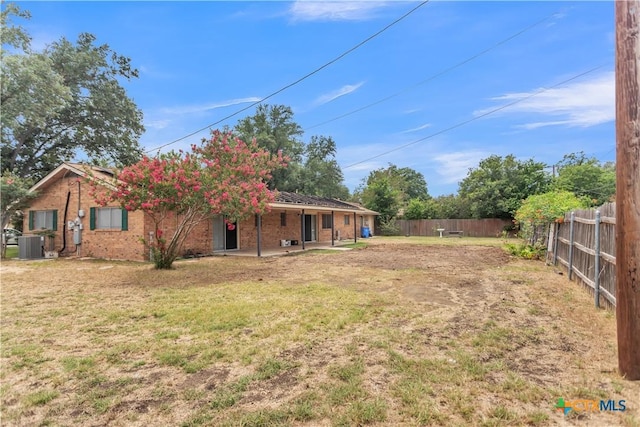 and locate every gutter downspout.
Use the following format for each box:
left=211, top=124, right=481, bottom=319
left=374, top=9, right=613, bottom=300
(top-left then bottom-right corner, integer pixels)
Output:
left=59, top=191, right=71, bottom=255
